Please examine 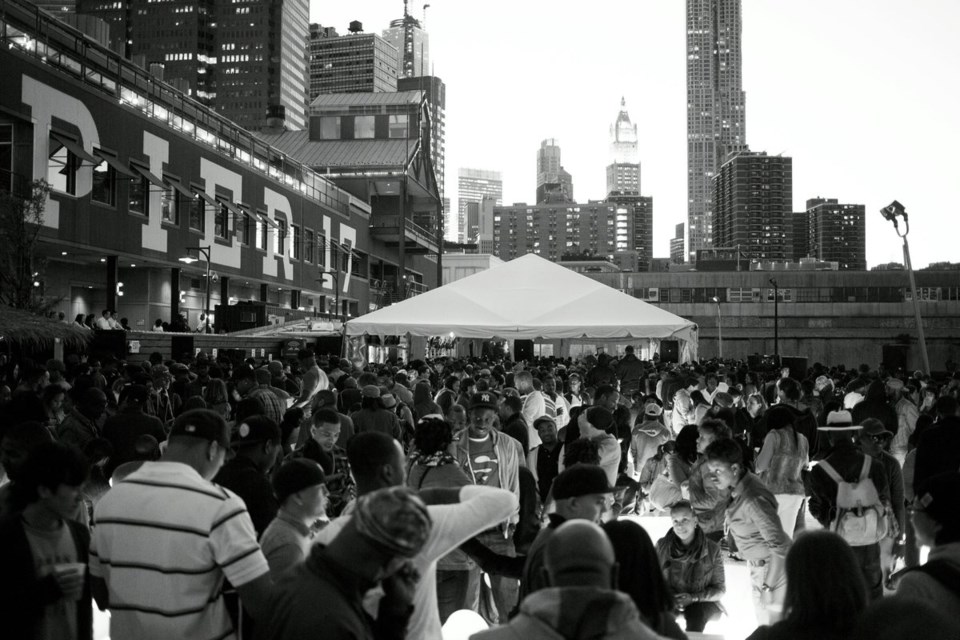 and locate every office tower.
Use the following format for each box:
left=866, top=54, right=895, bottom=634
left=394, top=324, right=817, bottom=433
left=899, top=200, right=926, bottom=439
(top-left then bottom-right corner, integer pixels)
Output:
left=398, top=76, right=445, bottom=200
left=791, top=211, right=809, bottom=261
left=477, top=195, right=497, bottom=253
left=307, top=25, right=399, bottom=101
left=804, top=198, right=867, bottom=270
left=382, top=1, right=429, bottom=78
left=78, top=0, right=309, bottom=131
left=442, top=197, right=452, bottom=241
left=713, top=151, right=791, bottom=261
left=492, top=202, right=625, bottom=262
left=457, top=168, right=503, bottom=243
left=686, top=0, right=747, bottom=257
left=671, top=223, right=686, bottom=264
left=536, top=139, right=574, bottom=204
left=607, top=192, right=653, bottom=272
left=606, top=98, right=641, bottom=195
